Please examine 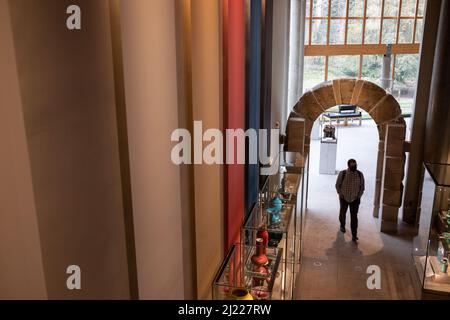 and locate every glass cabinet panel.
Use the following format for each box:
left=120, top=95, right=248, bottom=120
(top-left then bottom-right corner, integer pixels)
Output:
left=212, top=243, right=282, bottom=300
left=413, top=164, right=450, bottom=298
